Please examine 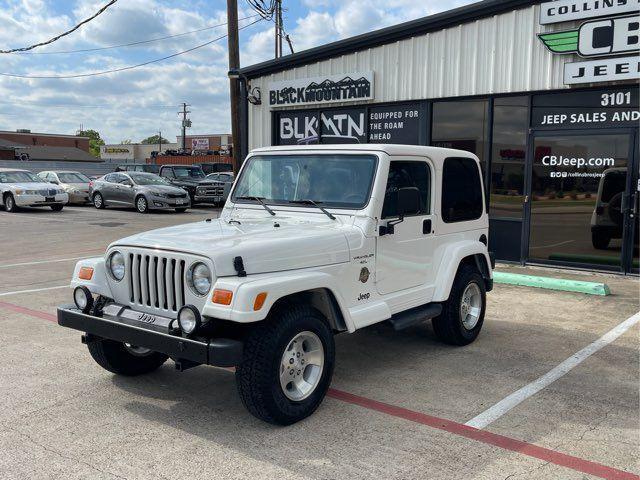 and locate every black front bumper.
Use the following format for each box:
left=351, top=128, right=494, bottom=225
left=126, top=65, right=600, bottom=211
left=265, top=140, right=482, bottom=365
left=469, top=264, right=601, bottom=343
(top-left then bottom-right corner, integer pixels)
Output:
left=57, top=307, right=243, bottom=367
